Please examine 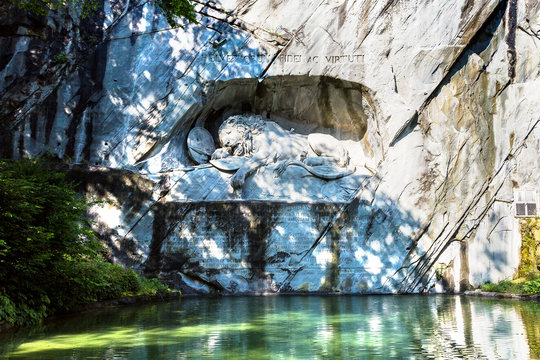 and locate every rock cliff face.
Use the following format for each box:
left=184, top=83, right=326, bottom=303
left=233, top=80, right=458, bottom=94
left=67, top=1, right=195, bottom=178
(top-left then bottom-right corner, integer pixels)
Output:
left=1, top=0, right=539, bottom=294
